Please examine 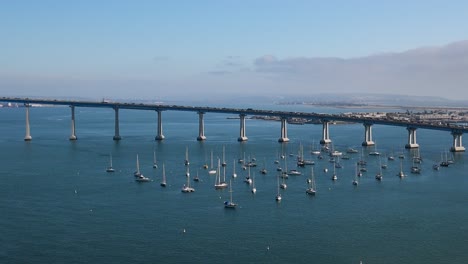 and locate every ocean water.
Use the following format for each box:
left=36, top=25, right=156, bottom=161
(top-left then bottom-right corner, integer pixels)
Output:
left=1, top=105, right=468, bottom=264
